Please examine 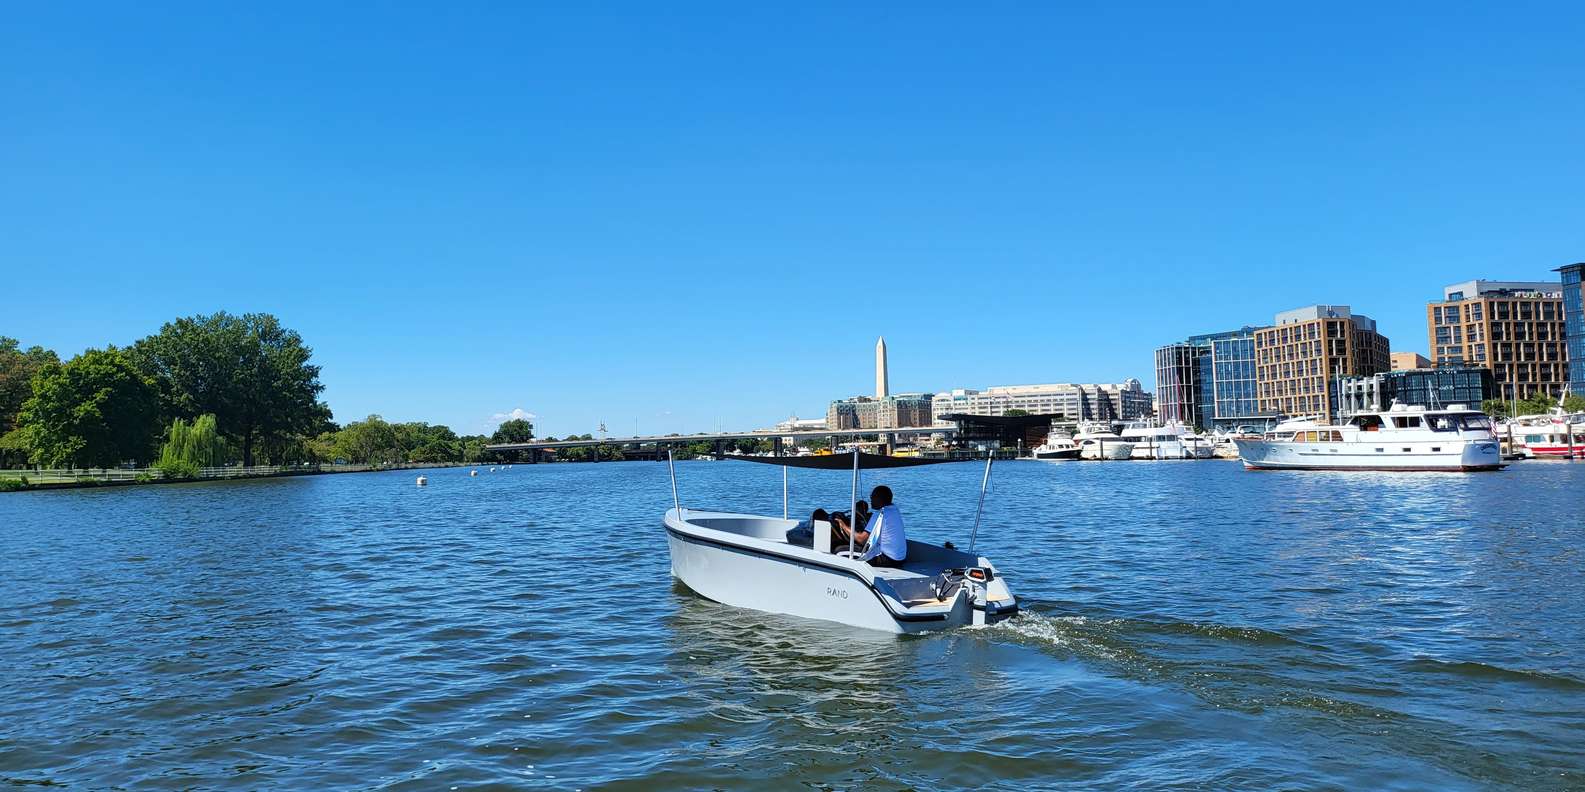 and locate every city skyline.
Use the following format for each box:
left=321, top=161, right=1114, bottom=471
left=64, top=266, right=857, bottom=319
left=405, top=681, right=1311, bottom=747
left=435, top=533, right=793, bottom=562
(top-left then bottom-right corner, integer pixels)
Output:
left=6, top=5, right=1584, bottom=438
